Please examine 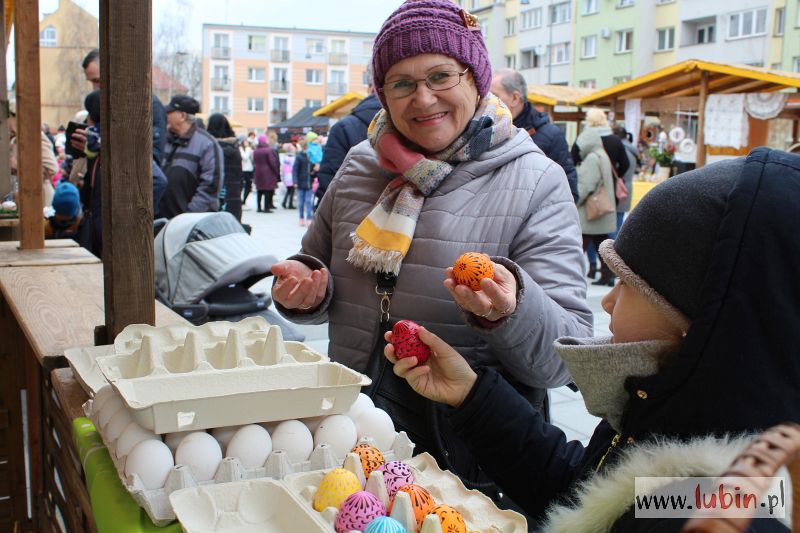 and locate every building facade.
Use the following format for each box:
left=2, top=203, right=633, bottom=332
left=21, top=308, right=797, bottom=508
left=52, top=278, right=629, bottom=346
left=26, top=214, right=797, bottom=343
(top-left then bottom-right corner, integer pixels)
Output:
left=201, top=24, right=375, bottom=133
left=517, top=0, right=576, bottom=86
